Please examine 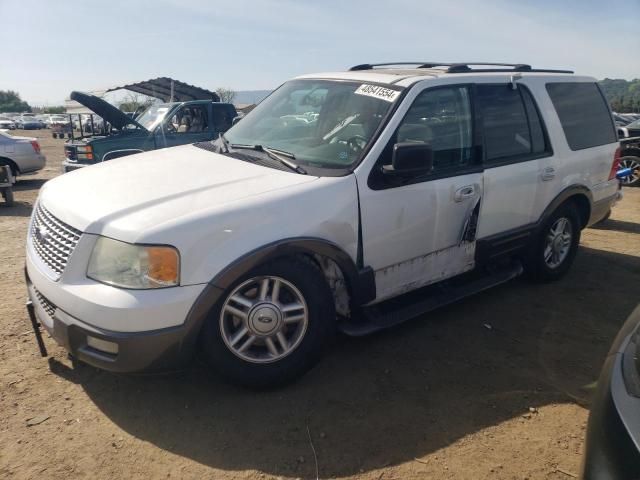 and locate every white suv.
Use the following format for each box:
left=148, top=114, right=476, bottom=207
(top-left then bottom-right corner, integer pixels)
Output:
left=25, top=62, right=622, bottom=387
